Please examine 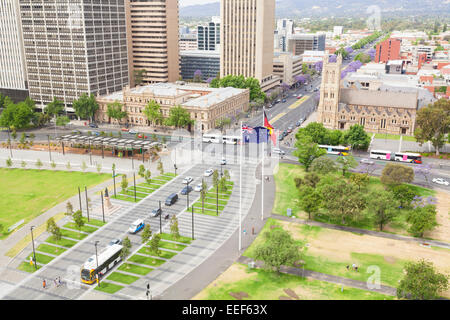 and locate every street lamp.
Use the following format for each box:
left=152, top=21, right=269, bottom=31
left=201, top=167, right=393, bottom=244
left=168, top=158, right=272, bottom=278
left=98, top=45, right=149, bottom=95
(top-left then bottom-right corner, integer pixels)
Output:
left=174, top=164, right=177, bottom=176
left=186, top=179, right=191, bottom=210
left=30, top=226, right=37, bottom=270
left=94, top=241, right=100, bottom=286
left=7, top=127, right=12, bottom=158
left=159, top=200, right=162, bottom=234
left=47, top=135, right=52, bottom=162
